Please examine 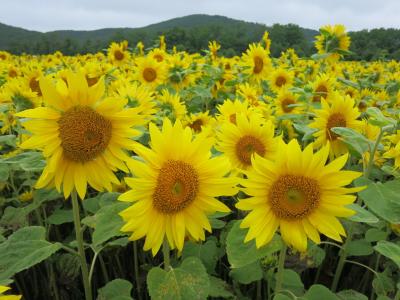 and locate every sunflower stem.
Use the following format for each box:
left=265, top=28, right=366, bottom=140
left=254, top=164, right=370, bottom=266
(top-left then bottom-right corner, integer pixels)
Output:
left=133, top=241, right=142, bottom=300
left=71, top=190, right=92, bottom=300
left=275, top=243, right=287, bottom=294
left=365, top=128, right=384, bottom=179
left=162, top=239, right=170, bottom=271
